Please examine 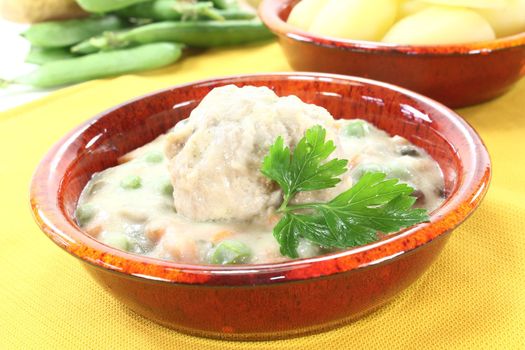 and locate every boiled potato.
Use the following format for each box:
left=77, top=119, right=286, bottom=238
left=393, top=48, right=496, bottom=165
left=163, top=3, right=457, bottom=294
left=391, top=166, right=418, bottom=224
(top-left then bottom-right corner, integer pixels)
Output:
left=422, top=0, right=507, bottom=8
left=399, top=0, right=430, bottom=18
left=0, top=0, right=86, bottom=23
left=399, top=0, right=506, bottom=19
left=287, top=0, right=330, bottom=31
left=476, top=0, right=525, bottom=37
left=382, top=6, right=496, bottom=44
left=309, top=0, right=398, bottom=41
